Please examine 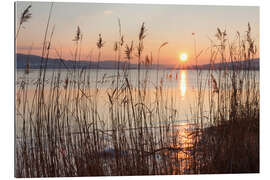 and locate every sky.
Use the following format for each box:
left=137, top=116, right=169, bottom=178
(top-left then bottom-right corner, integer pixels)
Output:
left=15, top=1, right=259, bottom=65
